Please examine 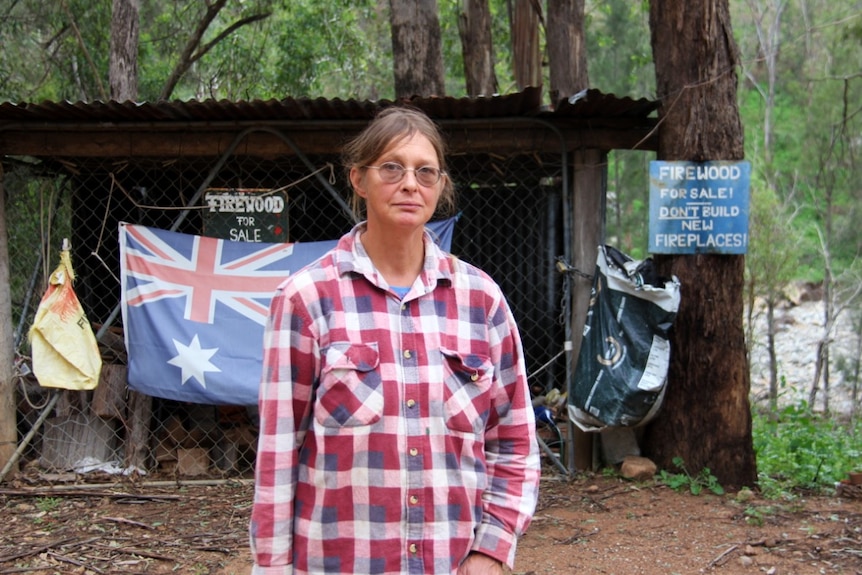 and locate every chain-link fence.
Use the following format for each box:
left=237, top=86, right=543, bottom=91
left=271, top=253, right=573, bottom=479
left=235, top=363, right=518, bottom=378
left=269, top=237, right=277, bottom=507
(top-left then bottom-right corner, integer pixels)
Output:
left=4, top=122, right=572, bottom=481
